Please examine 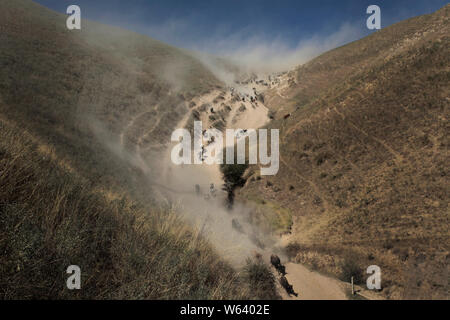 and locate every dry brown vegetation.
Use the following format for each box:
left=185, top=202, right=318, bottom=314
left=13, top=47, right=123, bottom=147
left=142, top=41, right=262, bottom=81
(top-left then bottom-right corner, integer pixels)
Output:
left=0, top=0, right=279, bottom=299
left=241, top=5, right=449, bottom=299
left=0, top=118, right=253, bottom=299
